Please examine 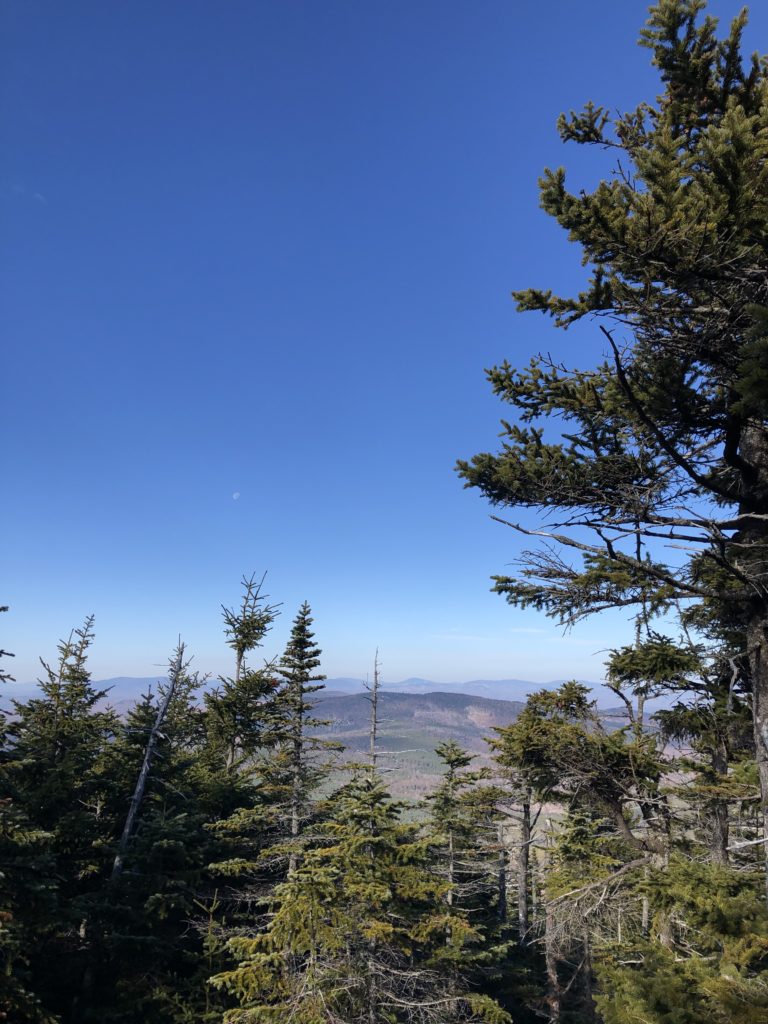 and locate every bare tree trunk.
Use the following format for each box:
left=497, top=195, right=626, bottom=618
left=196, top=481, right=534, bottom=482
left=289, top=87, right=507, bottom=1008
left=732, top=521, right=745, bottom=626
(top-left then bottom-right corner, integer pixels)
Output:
left=709, top=743, right=730, bottom=866
left=288, top=731, right=302, bottom=877
left=581, top=926, right=596, bottom=1022
left=497, top=822, right=507, bottom=924
left=366, top=649, right=380, bottom=769
left=748, top=616, right=768, bottom=902
left=738, top=425, right=768, bottom=902
left=517, top=795, right=531, bottom=943
left=545, top=904, right=560, bottom=1023
left=111, top=643, right=185, bottom=880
